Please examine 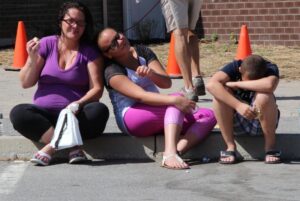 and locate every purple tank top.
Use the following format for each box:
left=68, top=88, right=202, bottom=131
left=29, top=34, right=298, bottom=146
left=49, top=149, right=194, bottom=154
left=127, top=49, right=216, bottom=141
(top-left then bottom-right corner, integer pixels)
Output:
left=33, top=35, right=99, bottom=114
